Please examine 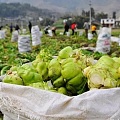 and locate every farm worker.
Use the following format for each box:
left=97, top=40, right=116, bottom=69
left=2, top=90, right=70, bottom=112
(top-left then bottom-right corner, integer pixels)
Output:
left=15, top=24, right=20, bottom=32
left=63, top=22, right=69, bottom=35
left=0, top=26, right=3, bottom=30
left=91, top=24, right=97, bottom=36
left=44, top=25, right=50, bottom=34
left=51, top=26, right=57, bottom=36
left=10, top=23, right=13, bottom=33
left=83, top=22, right=89, bottom=38
left=28, top=21, right=32, bottom=34
left=71, top=22, right=77, bottom=35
